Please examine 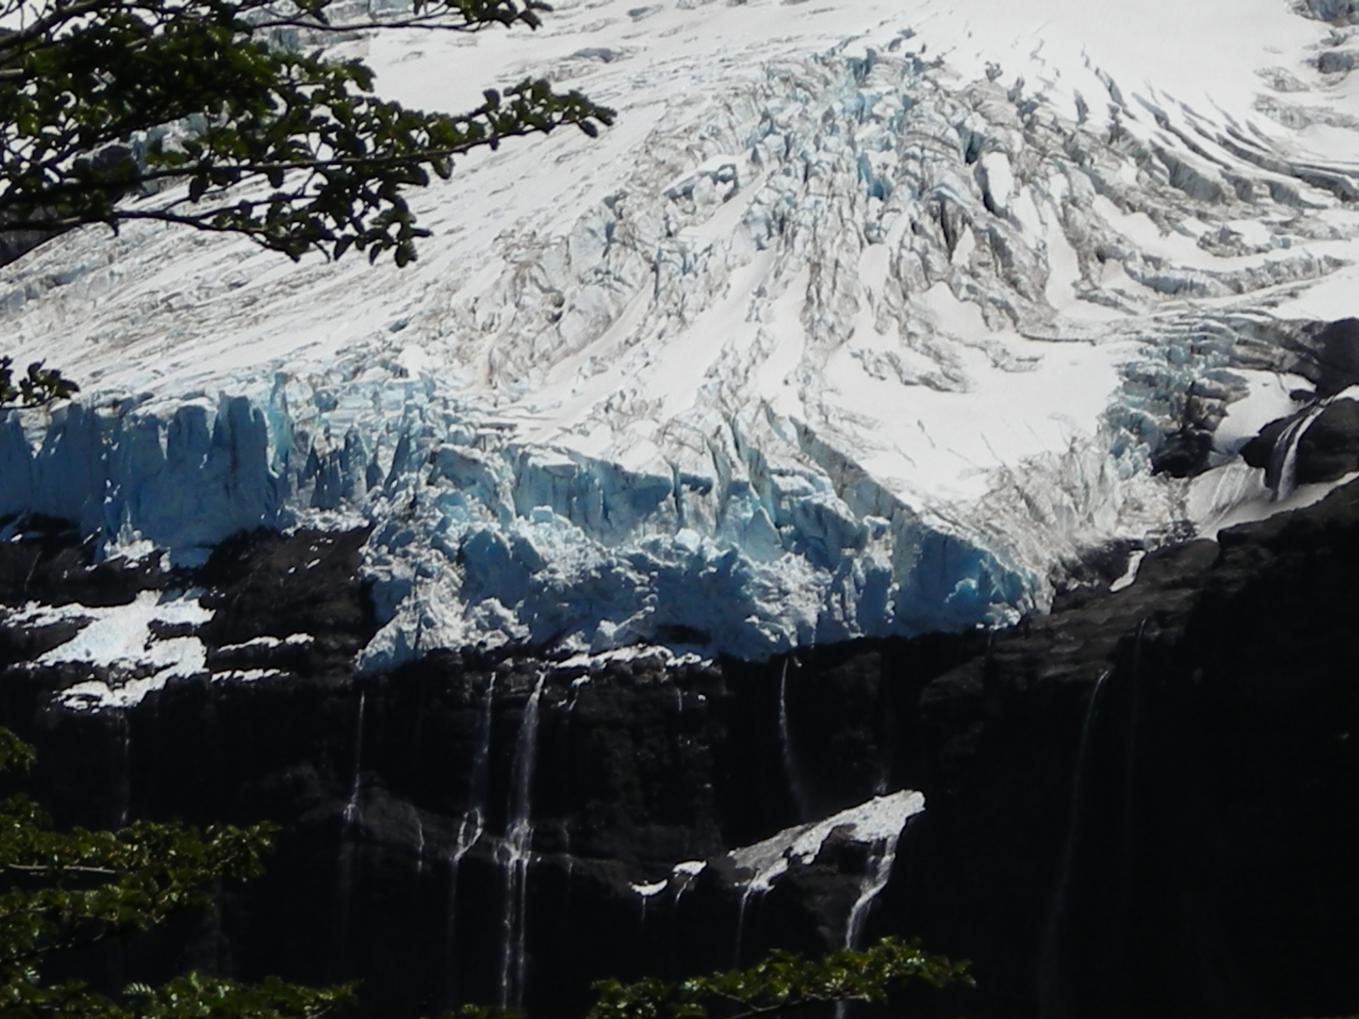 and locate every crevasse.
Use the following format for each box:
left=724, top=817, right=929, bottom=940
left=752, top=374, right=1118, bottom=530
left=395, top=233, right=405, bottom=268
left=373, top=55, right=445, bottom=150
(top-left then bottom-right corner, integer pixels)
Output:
left=3, top=2, right=1357, bottom=665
